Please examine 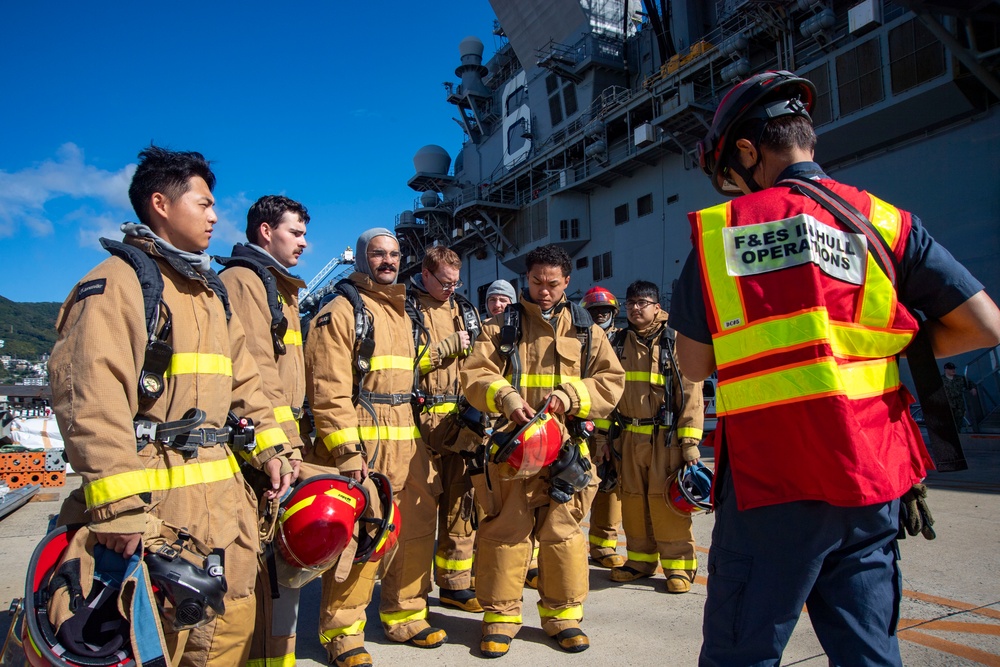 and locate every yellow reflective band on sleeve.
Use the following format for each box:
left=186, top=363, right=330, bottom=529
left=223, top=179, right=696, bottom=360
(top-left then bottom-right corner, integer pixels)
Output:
left=425, top=402, right=458, bottom=414
left=84, top=454, right=241, bottom=508
left=519, top=374, right=581, bottom=389
left=434, top=554, right=475, bottom=571
left=379, top=608, right=427, bottom=626
left=717, top=357, right=899, bottom=416
left=250, top=427, right=289, bottom=456
left=698, top=203, right=747, bottom=332
left=588, top=534, right=617, bottom=549
left=358, top=425, right=421, bottom=442
left=592, top=418, right=611, bottom=430
left=661, top=558, right=698, bottom=570
left=712, top=308, right=913, bottom=368
left=322, top=427, right=361, bottom=451
left=486, top=379, right=508, bottom=414
left=625, top=371, right=666, bottom=386
left=418, top=347, right=434, bottom=374
left=625, top=423, right=654, bottom=435
left=282, top=329, right=303, bottom=347
left=246, top=654, right=296, bottom=667
left=563, top=378, right=592, bottom=418
left=319, top=619, right=366, bottom=643
left=370, top=355, right=415, bottom=372
left=484, top=612, right=522, bottom=624
left=163, top=353, right=233, bottom=378
left=626, top=550, right=659, bottom=563
left=676, top=427, right=703, bottom=440
left=537, top=603, right=583, bottom=620
left=273, top=405, right=295, bottom=423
